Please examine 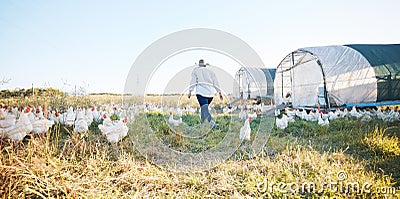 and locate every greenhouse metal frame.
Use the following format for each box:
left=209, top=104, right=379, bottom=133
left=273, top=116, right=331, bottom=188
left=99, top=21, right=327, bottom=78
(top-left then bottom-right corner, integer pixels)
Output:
left=233, top=67, right=274, bottom=100
left=274, top=44, right=400, bottom=109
